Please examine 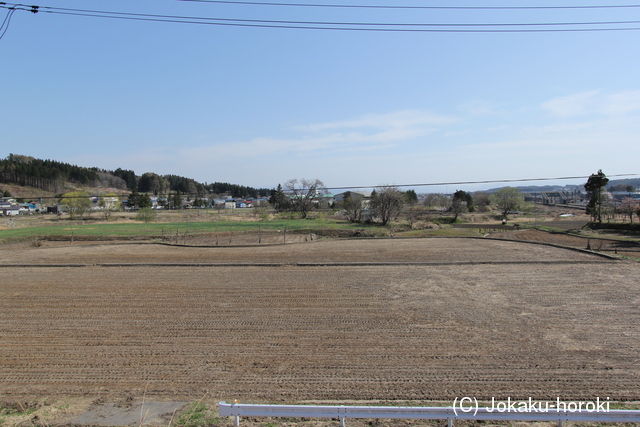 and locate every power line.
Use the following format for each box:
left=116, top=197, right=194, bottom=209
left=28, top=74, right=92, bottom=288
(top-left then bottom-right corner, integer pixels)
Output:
left=10, top=174, right=640, bottom=199
left=29, top=6, right=640, bottom=28
left=0, top=3, right=37, bottom=40
left=3, top=3, right=640, bottom=32
left=0, top=7, right=17, bottom=40
left=175, top=0, right=640, bottom=10
left=322, top=174, right=640, bottom=191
